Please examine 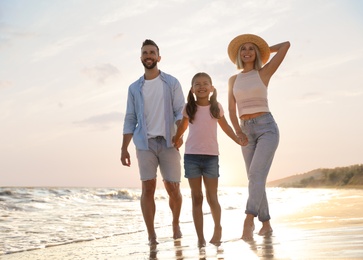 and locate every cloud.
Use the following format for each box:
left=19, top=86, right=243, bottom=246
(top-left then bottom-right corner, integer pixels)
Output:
left=74, top=112, right=123, bottom=129
left=31, top=35, right=87, bottom=62
left=99, top=1, right=158, bottom=24
left=81, top=63, right=120, bottom=85
left=340, top=90, right=363, bottom=98
left=0, top=80, right=13, bottom=89
left=297, top=92, right=332, bottom=104
left=295, top=88, right=362, bottom=106
left=113, top=33, right=124, bottom=40
left=0, top=23, right=38, bottom=50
